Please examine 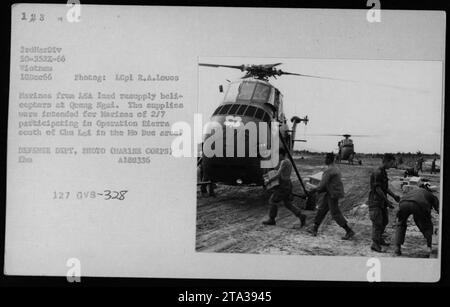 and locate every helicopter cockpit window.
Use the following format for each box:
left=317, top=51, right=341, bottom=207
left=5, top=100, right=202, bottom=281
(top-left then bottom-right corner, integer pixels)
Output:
left=213, top=105, right=224, bottom=116
left=244, top=105, right=257, bottom=117
left=236, top=104, right=248, bottom=115
left=252, top=83, right=270, bottom=102
left=237, top=81, right=256, bottom=100
left=254, top=108, right=265, bottom=120
left=274, top=90, right=280, bottom=108
left=229, top=104, right=240, bottom=114
left=219, top=104, right=232, bottom=114
left=223, top=83, right=240, bottom=103
left=342, top=139, right=353, bottom=145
